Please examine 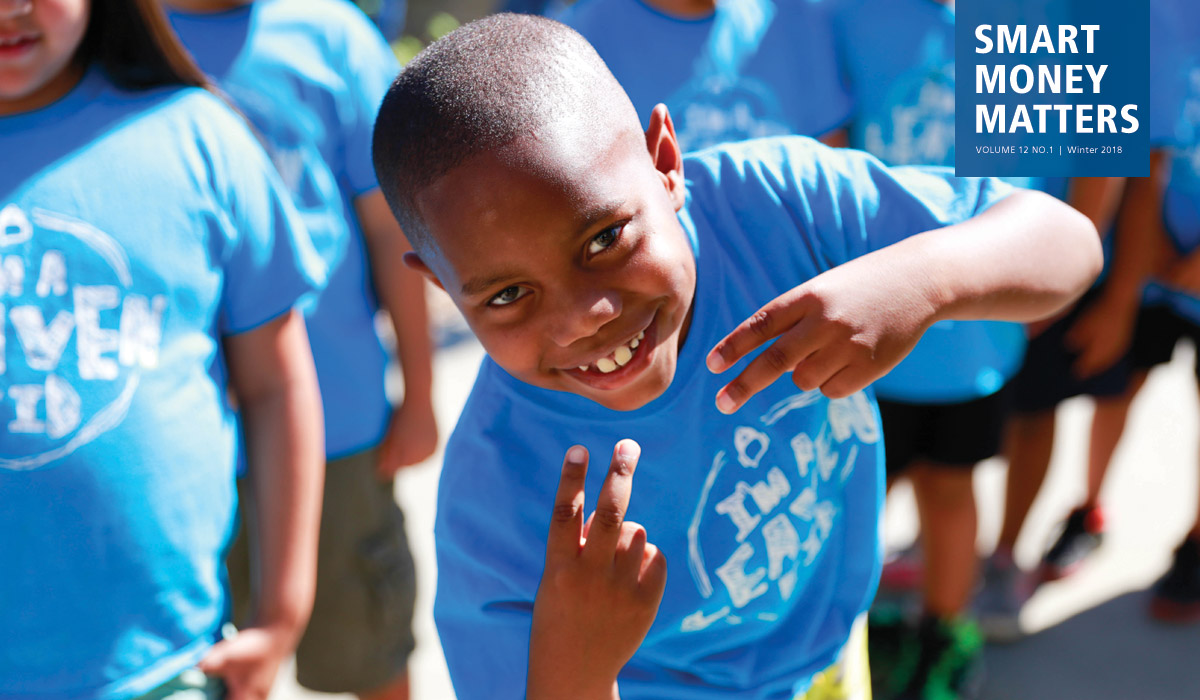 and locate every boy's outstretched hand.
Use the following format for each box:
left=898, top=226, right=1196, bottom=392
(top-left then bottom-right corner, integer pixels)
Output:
left=527, top=440, right=667, bottom=700
left=706, top=253, right=937, bottom=414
